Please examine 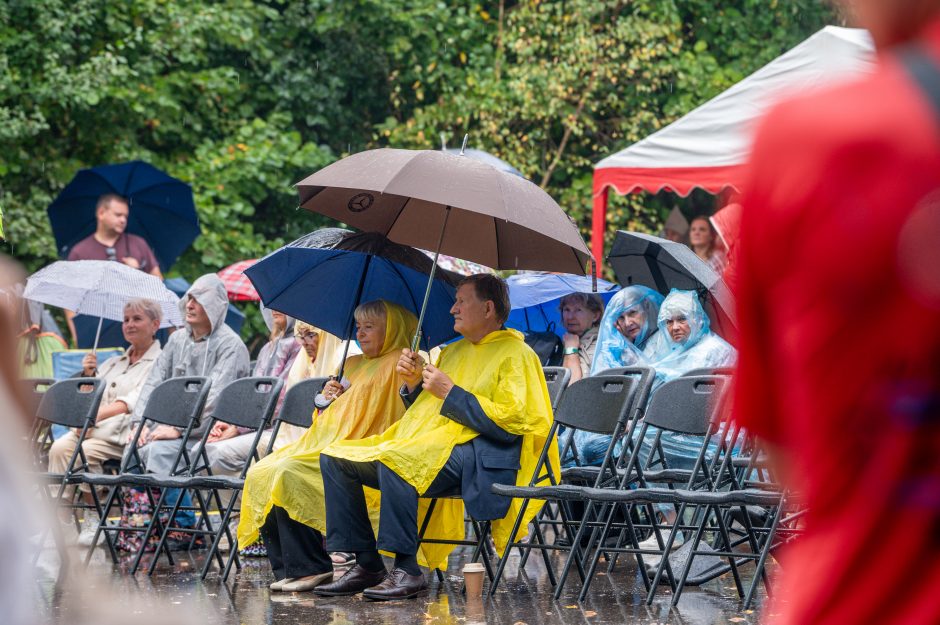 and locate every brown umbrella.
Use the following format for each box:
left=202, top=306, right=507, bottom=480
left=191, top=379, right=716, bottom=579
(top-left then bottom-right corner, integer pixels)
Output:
left=295, top=148, right=591, bottom=274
